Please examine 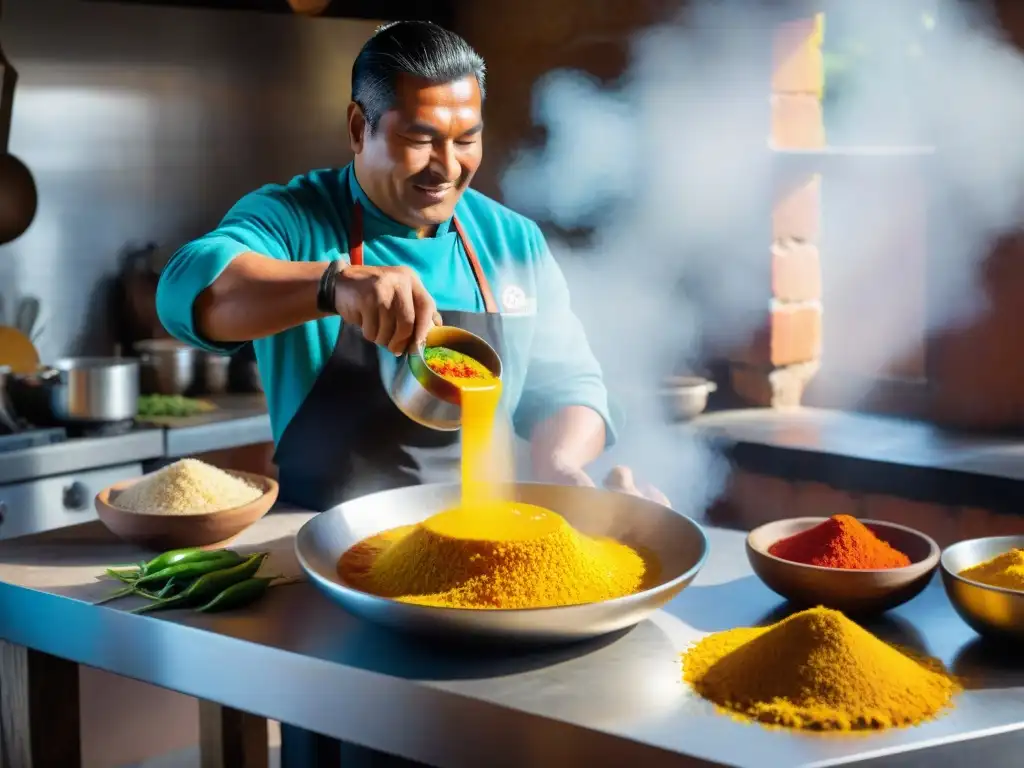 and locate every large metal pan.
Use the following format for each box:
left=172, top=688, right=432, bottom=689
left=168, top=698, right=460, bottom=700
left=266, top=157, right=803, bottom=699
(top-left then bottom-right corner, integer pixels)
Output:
left=295, top=482, right=709, bottom=645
